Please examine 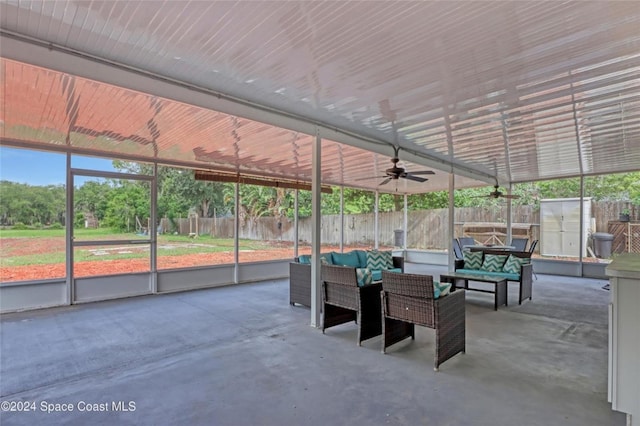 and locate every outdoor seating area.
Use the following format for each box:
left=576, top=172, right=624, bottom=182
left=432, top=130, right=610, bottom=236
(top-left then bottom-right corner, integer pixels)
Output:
left=289, top=250, right=404, bottom=308
left=0, top=264, right=624, bottom=426
left=455, top=247, right=534, bottom=305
